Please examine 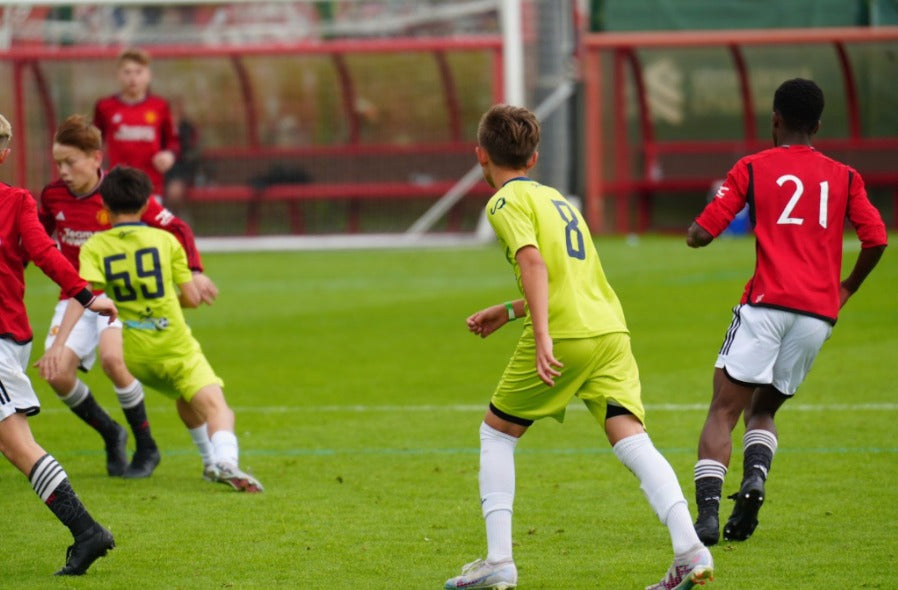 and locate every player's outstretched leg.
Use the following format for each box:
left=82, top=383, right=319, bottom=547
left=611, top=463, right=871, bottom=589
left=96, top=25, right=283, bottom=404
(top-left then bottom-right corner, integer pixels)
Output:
left=188, top=384, right=263, bottom=493
left=2, top=419, right=116, bottom=577
left=444, top=558, right=518, bottom=590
